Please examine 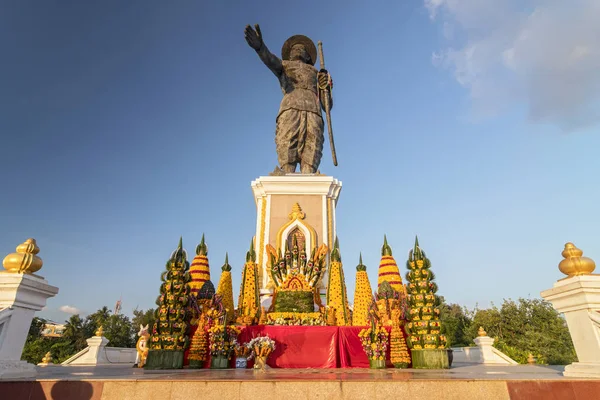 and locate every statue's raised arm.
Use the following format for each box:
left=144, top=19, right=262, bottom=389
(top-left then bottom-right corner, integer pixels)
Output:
left=244, top=24, right=283, bottom=78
